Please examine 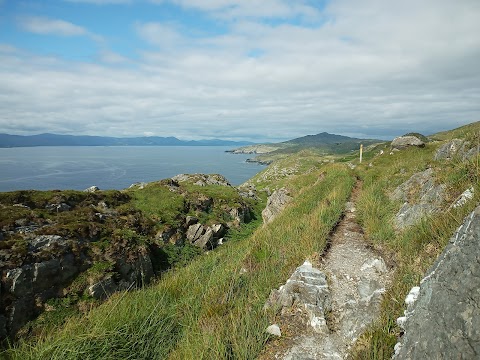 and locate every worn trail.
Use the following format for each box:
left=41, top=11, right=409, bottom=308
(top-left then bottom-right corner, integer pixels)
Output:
left=262, top=182, right=392, bottom=359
